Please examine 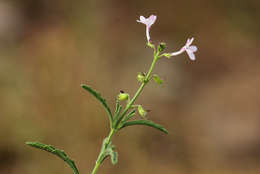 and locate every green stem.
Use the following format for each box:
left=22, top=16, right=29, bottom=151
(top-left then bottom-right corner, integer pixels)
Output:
left=116, top=52, right=159, bottom=126
left=91, top=128, right=115, bottom=174
left=90, top=51, right=159, bottom=174
left=91, top=161, right=101, bottom=174
left=107, top=128, right=115, bottom=144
